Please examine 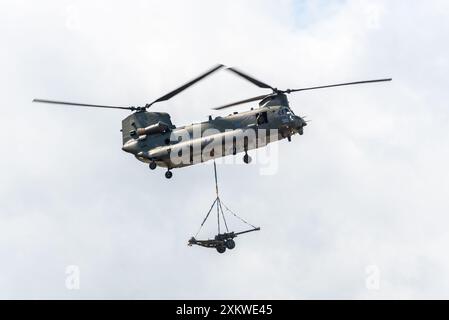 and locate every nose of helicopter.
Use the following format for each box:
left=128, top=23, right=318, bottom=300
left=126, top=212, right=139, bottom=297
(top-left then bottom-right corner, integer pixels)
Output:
left=294, top=116, right=307, bottom=128
left=292, top=116, right=307, bottom=135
